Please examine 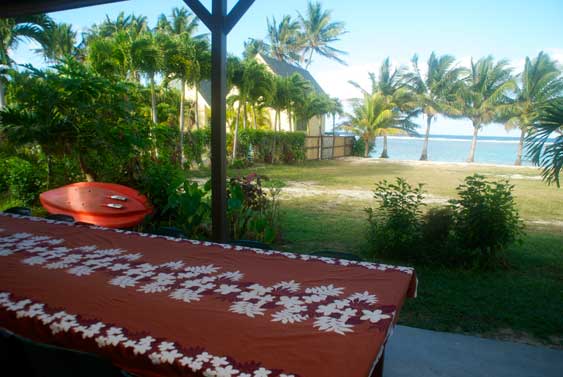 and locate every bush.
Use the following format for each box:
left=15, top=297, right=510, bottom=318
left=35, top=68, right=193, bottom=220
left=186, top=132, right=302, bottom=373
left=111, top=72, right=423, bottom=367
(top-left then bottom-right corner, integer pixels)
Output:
left=449, top=174, right=524, bottom=266
left=365, top=178, right=425, bottom=259
left=230, top=129, right=306, bottom=164
left=3, top=157, right=47, bottom=205
left=352, top=137, right=374, bottom=157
